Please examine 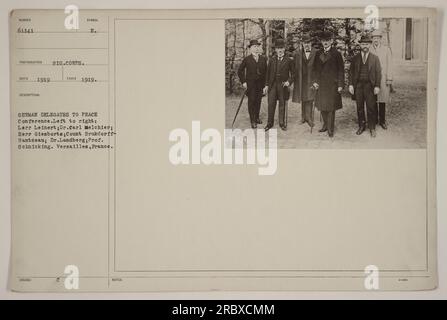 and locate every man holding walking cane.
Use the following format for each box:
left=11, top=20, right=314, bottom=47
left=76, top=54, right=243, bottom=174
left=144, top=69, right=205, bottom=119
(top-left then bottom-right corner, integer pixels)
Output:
left=237, top=39, right=267, bottom=129
left=312, top=31, right=344, bottom=138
